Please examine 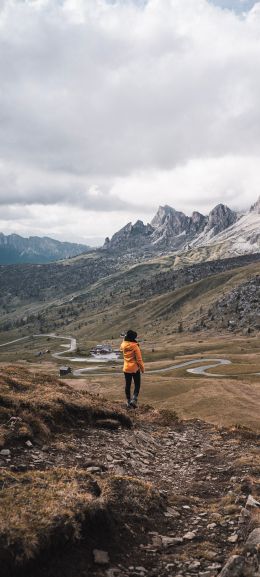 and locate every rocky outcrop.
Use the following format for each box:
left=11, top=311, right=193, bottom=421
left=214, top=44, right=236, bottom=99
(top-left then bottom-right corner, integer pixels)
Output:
left=150, top=203, right=237, bottom=250
left=132, top=253, right=260, bottom=302
left=190, top=210, right=207, bottom=233
left=203, top=204, right=238, bottom=237
left=150, top=205, right=206, bottom=249
left=202, top=275, right=260, bottom=333
left=102, top=220, right=154, bottom=252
